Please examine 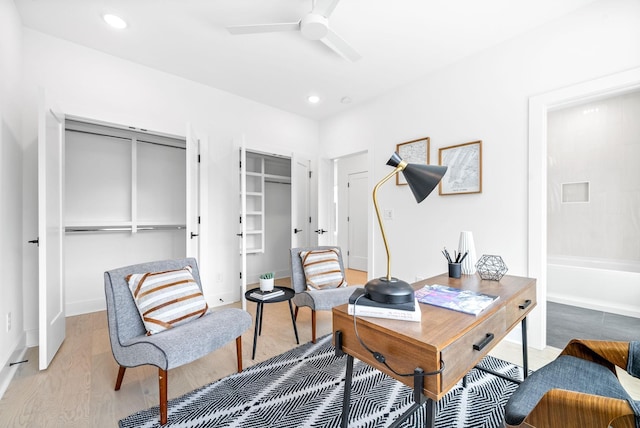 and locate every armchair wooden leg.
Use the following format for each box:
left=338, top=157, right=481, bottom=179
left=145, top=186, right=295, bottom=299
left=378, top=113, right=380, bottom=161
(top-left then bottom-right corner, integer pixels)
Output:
left=115, top=366, right=126, bottom=390
left=312, top=310, right=317, bottom=344
left=236, top=336, right=243, bottom=372
left=159, top=368, right=168, bottom=425
left=294, top=306, right=299, bottom=321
